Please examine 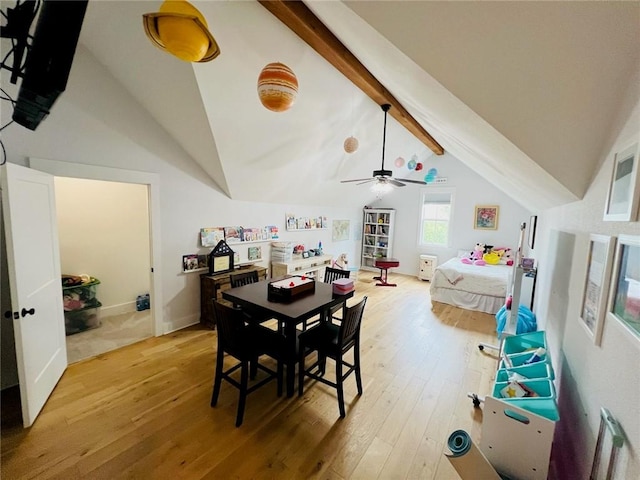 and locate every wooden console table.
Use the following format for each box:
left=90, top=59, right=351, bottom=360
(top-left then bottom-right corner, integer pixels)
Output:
left=200, top=265, right=267, bottom=328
